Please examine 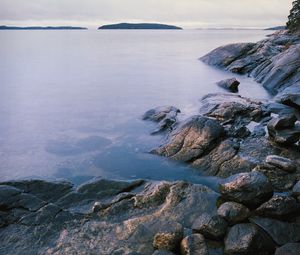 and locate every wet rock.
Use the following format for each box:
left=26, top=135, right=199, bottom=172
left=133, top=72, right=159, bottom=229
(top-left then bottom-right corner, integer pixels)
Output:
left=275, top=243, right=300, bottom=255
left=267, top=124, right=300, bottom=144
left=200, top=43, right=256, bottom=69
left=180, top=233, right=209, bottom=255
left=201, top=32, right=300, bottom=96
left=153, top=221, right=183, bottom=251
left=254, top=164, right=297, bottom=192
left=265, top=102, right=296, bottom=116
left=265, top=155, right=297, bottom=173
left=255, top=195, right=300, bottom=219
left=224, top=223, right=275, bottom=255
left=292, top=181, right=300, bottom=197
left=216, top=78, right=240, bottom=92
left=250, top=217, right=300, bottom=245
left=217, top=202, right=250, bottom=225
left=280, top=93, right=300, bottom=111
left=199, top=93, right=264, bottom=125
left=143, top=106, right=180, bottom=134
left=219, top=171, right=273, bottom=208
left=192, top=213, right=228, bottom=240
left=267, top=114, right=297, bottom=130
left=152, top=115, right=224, bottom=162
